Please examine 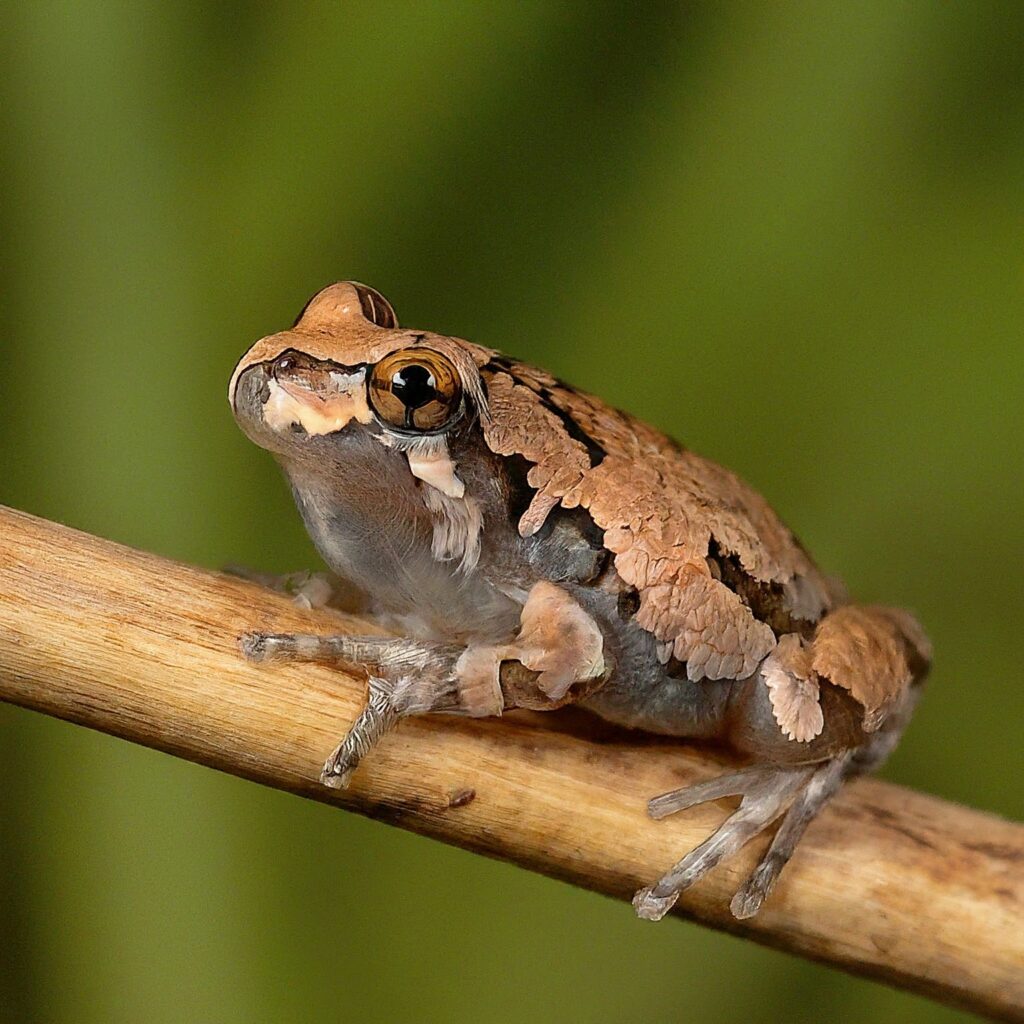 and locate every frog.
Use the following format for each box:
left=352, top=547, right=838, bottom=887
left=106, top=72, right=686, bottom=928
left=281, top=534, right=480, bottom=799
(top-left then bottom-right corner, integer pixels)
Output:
left=229, top=281, right=931, bottom=921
